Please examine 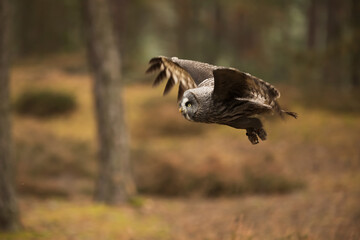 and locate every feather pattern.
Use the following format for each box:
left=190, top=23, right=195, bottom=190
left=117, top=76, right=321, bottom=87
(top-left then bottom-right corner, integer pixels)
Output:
left=147, top=56, right=297, bottom=144
left=146, top=56, right=197, bottom=99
